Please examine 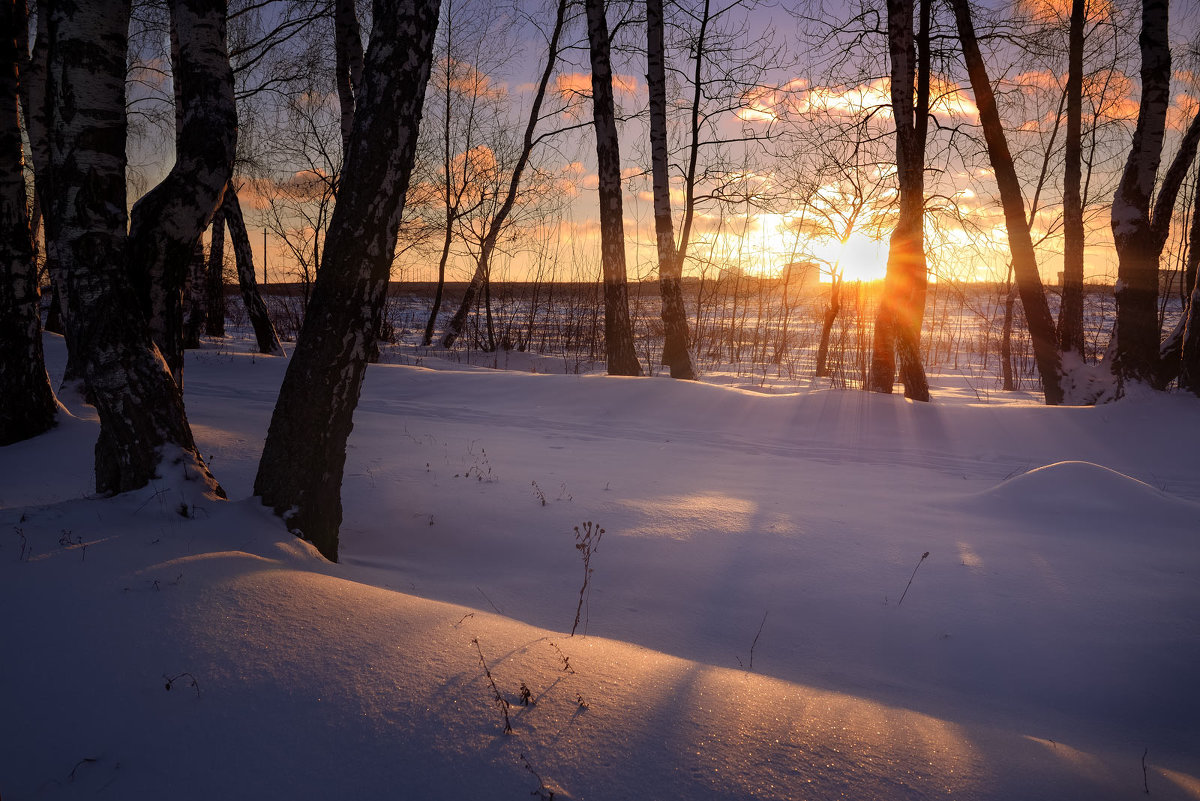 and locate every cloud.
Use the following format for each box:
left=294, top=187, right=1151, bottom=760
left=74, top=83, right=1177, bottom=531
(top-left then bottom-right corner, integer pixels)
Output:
left=738, top=76, right=976, bottom=123
left=554, top=72, right=640, bottom=99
